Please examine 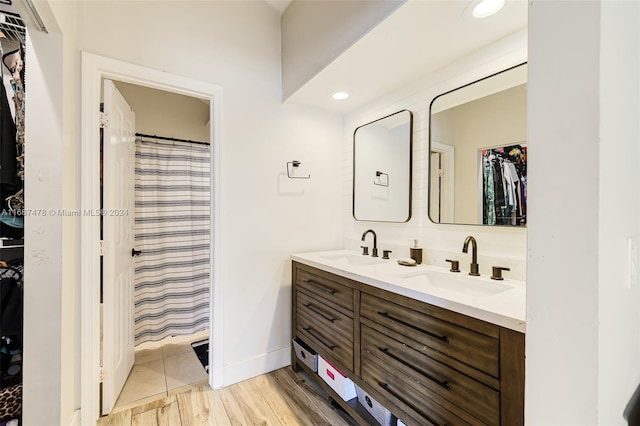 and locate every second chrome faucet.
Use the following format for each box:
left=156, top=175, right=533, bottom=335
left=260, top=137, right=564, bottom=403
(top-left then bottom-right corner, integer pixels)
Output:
left=462, top=235, right=480, bottom=276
